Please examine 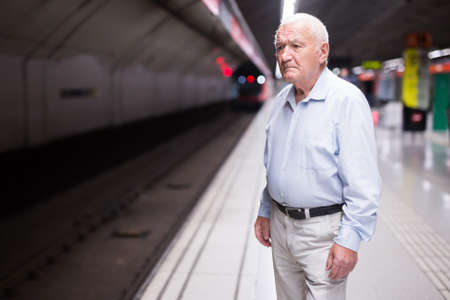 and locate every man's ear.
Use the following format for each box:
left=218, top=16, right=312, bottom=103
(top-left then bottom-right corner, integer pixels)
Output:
left=319, top=42, right=329, bottom=64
